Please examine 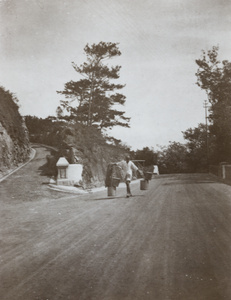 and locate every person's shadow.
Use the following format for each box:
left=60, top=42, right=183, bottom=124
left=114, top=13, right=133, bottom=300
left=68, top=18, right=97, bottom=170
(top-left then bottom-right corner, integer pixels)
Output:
left=90, top=194, right=145, bottom=201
